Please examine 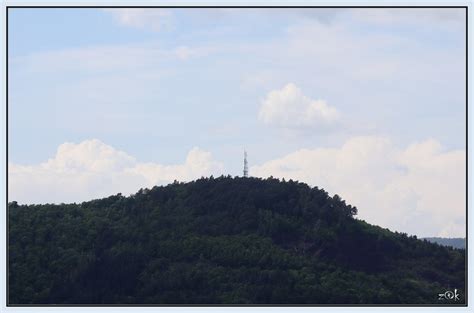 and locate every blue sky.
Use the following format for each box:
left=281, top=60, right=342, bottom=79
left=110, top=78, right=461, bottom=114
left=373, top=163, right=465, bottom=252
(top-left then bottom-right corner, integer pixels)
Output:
left=8, top=8, right=466, bottom=237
